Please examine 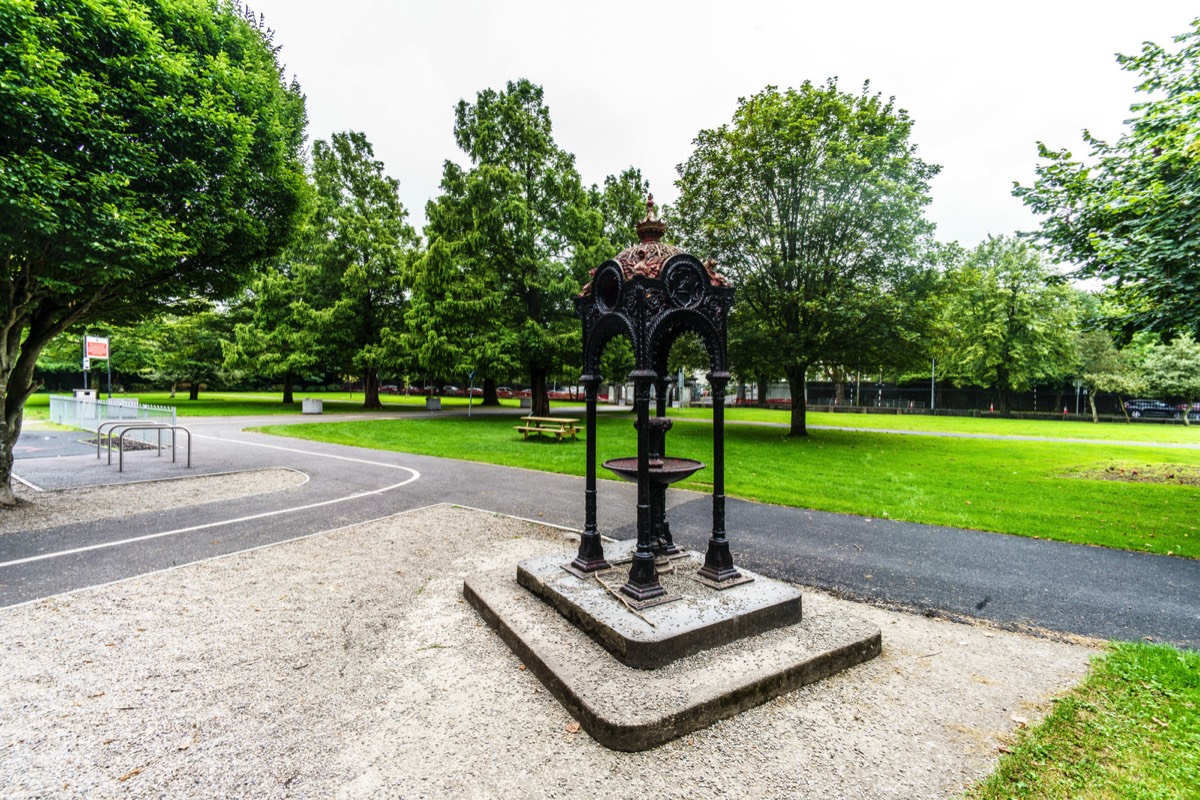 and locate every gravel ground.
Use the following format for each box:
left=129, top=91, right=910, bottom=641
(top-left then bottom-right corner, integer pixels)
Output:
left=0, top=504, right=1097, bottom=799
left=3, top=468, right=308, bottom=535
